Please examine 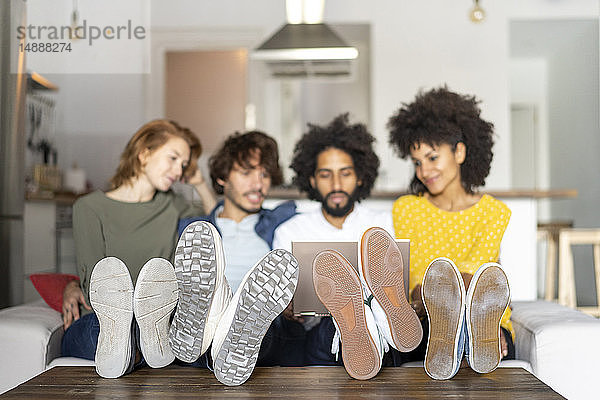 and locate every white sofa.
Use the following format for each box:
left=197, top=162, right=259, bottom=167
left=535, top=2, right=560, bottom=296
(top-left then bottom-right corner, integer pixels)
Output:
left=1, top=300, right=599, bottom=398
